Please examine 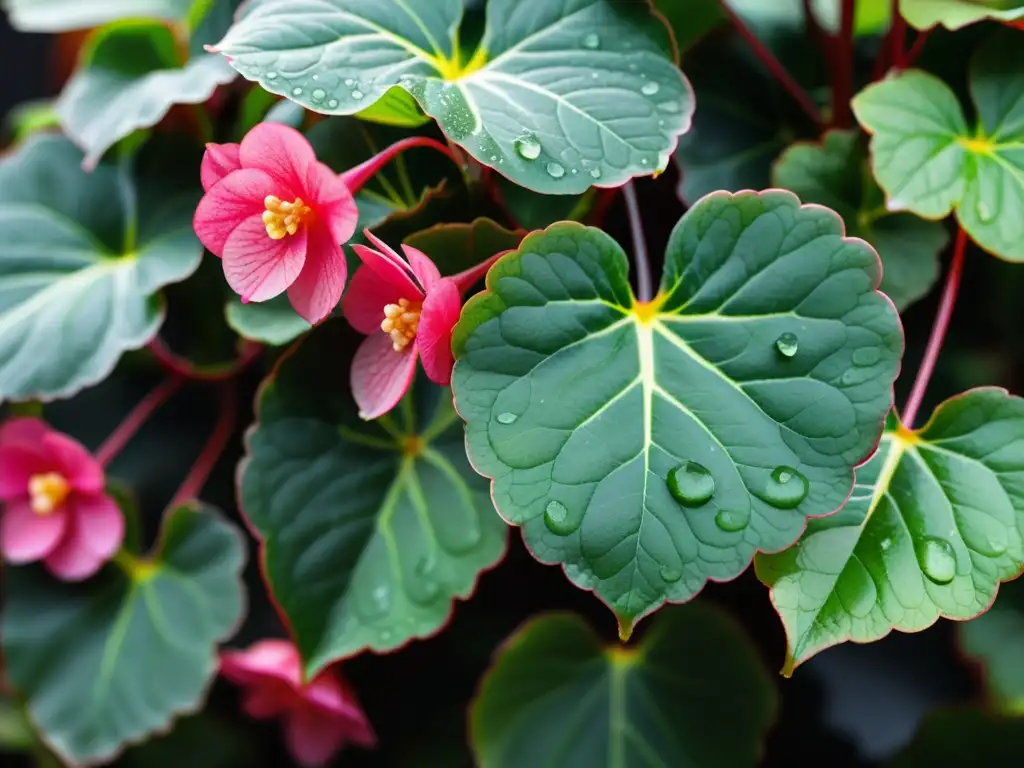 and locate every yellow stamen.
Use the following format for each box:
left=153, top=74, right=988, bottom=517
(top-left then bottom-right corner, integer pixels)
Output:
left=28, top=472, right=70, bottom=516
left=263, top=195, right=313, bottom=240
left=381, top=298, right=422, bottom=351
